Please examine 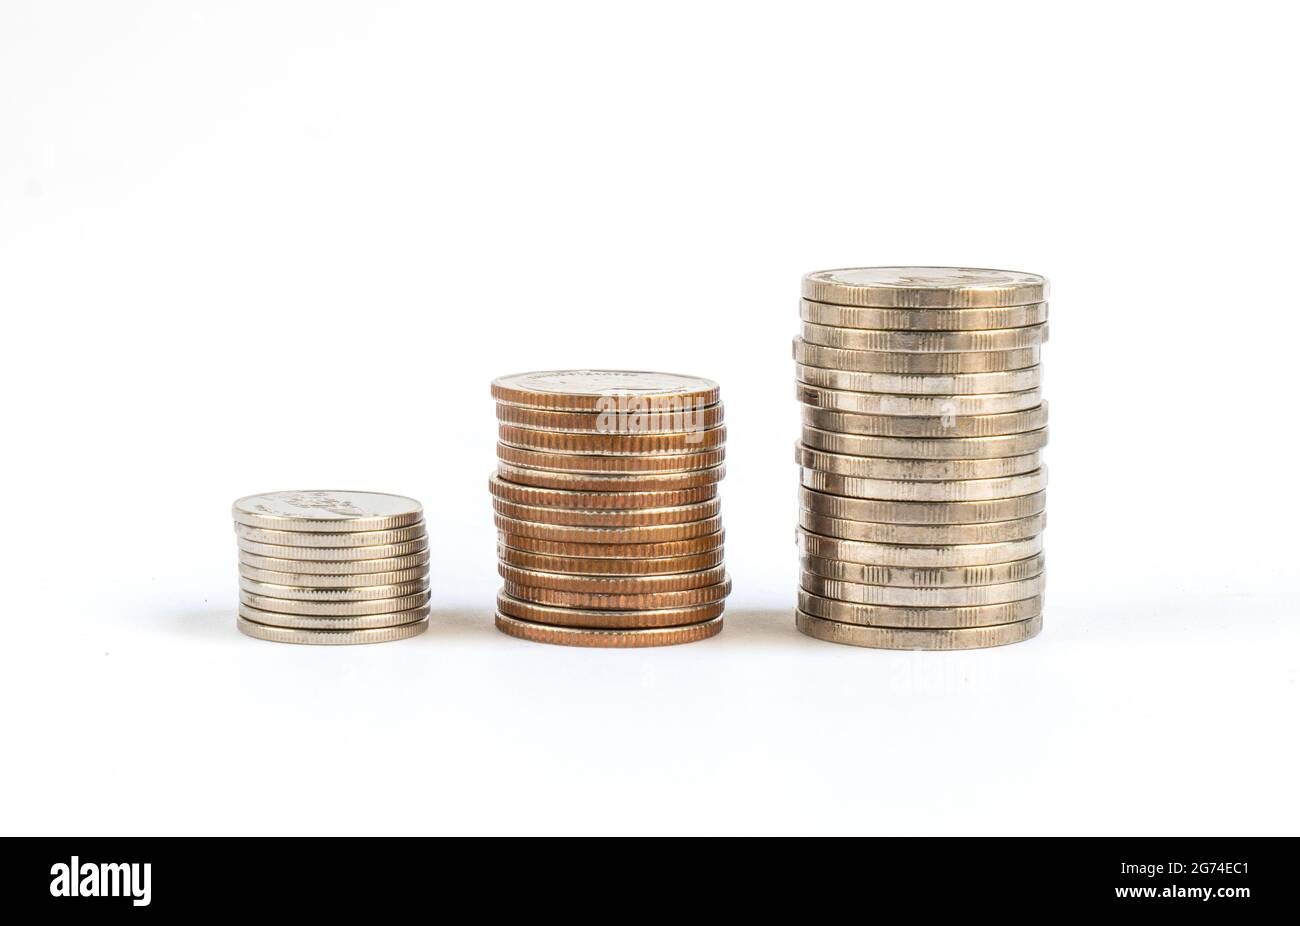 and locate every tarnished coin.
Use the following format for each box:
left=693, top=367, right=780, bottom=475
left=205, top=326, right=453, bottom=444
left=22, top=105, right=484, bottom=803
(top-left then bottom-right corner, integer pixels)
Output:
left=494, top=513, right=723, bottom=544
left=802, top=571, right=1045, bottom=607
left=796, top=383, right=1042, bottom=417
left=799, top=589, right=1044, bottom=629
left=238, top=563, right=427, bottom=588
left=800, top=552, right=1044, bottom=588
left=499, top=530, right=725, bottom=559
left=239, top=550, right=429, bottom=575
left=239, top=589, right=430, bottom=616
left=496, top=443, right=725, bottom=473
left=496, top=402, right=725, bottom=433
left=497, top=544, right=724, bottom=575
left=497, top=592, right=724, bottom=629
left=800, top=467, right=1047, bottom=502
left=238, top=602, right=430, bottom=631
left=796, top=444, right=1041, bottom=480
left=233, top=522, right=427, bottom=548
left=501, top=577, right=731, bottom=610
left=796, top=610, right=1042, bottom=649
left=794, top=339, right=1039, bottom=374
left=797, top=529, right=1042, bottom=567
left=802, top=425, right=1049, bottom=460
left=801, top=404, right=1048, bottom=438
left=801, top=485, right=1047, bottom=525
left=496, top=462, right=726, bottom=491
left=498, top=562, right=727, bottom=594
left=799, top=509, right=1046, bottom=544
left=802, top=267, right=1048, bottom=308
left=236, top=537, right=429, bottom=561
left=488, top=474, right=716, bottom=509
left=232, top=491, right=423, bottom=532
left=800, top=299, right=1048, bottom=331
left=499, top=423, right=726, bottom=455
left=491, top=370, right=720, bottom=411
left=800, top=322, right=1048, bottom=353
left=495, top=612, right=723, bottom=647
left=238, top=615, right=429, bottom=645
left=491, top=497, right=719, bottom=527
left=237, top=576, right=429, bottom=601
left=796, top=363, right=1042, bottom=396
